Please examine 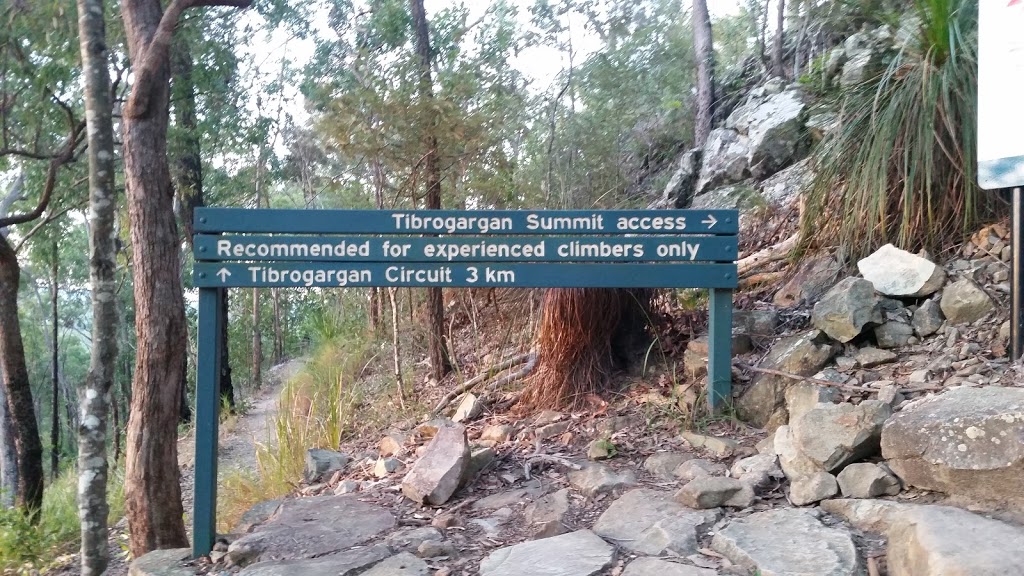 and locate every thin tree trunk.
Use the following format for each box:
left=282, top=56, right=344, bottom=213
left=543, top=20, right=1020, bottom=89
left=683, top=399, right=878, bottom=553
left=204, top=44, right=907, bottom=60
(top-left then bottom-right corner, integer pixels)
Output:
left=692, top=0, right=715, bottom=147
left=76, top=0, right=119, bottom=570
left=50, top=241, right=59, bottom=480
left=388, top=287, right=405, bottom=409
left=220, top=292, right=234, bottom=406
left=771, top=0, right=786, bottom=77
left=272, top=288, right=282, bottom=364
left=410, top=0, right=451, bottom=382
left=252, top=287, right=262, bottom=388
